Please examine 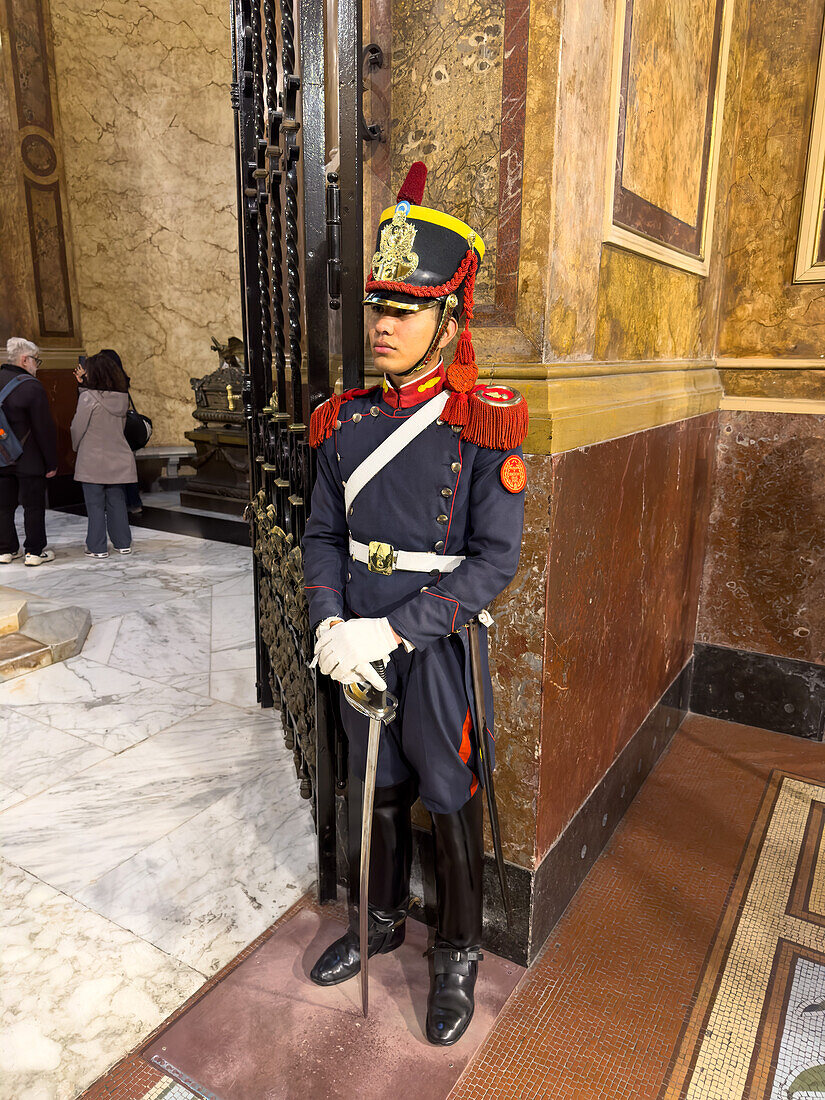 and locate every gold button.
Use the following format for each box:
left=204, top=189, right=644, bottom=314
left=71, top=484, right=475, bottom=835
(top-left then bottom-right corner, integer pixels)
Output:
left=451, top=424, right=462, bottom=433
left=451, top=461, right=460, bottom=473
left=420, top=586, right=429, bottom=593
left=441, top=487, right=452, bottom=497
left=436, top=419, right=443, bottom=426
left=370, top=406, right=379, bottom=417
left=352, top=412, right=362, bottom=423
left=334, top=420, right=341, bottom=430
left=348, top=506, right=354, bottom=516
left=434, top=541, right=444, bottom=551
left=437, top=514, right=448, bottom=524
